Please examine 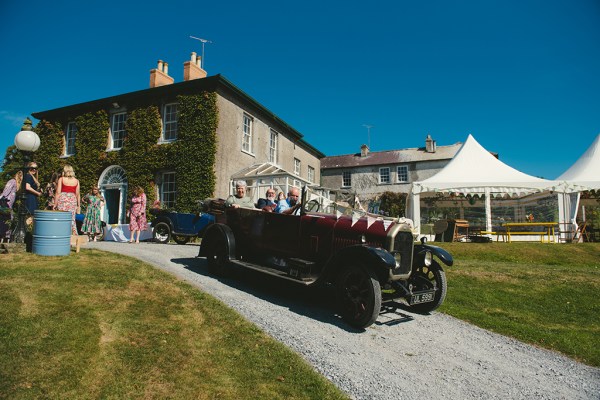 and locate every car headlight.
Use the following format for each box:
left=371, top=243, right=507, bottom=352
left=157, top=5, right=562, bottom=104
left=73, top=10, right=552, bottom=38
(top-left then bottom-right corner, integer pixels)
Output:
left=393, top=251, right=402, bottom=267
left=424, top=251, right=432, bottom=266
